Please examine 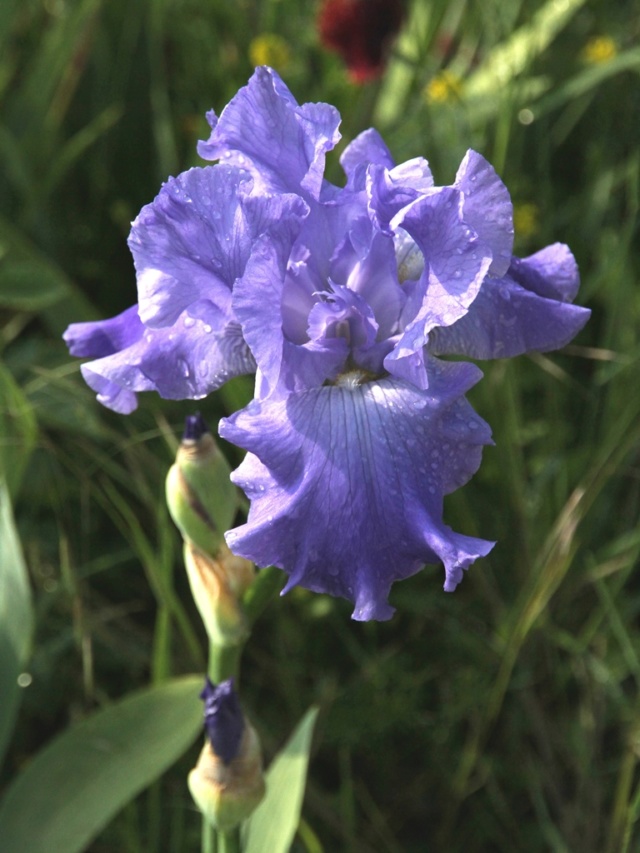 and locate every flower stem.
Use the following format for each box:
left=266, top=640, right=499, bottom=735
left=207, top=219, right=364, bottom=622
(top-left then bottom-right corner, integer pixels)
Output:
left=199, top=566, right=282, bottom=853
left=218, top=828, right=241, bottom=853
left=202, top=816, right=217, bottom=853
left=208, top=639, right=244, bottom=684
